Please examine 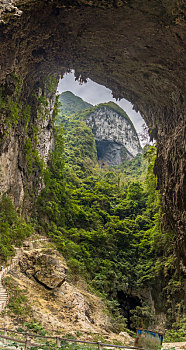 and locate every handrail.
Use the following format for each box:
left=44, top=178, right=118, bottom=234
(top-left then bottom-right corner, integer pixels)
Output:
left=0, top=327, right=109, bottom=337
left=0, top=327, right=140, bottom=349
